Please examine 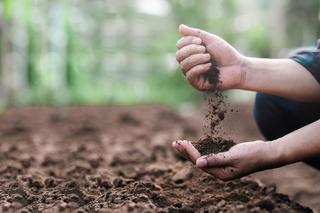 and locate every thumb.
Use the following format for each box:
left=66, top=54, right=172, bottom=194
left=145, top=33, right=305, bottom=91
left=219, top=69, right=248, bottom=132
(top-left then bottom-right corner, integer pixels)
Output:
left=179, top=24, right=212, bottom=44
left=196, top=152, right=231, bottom=168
